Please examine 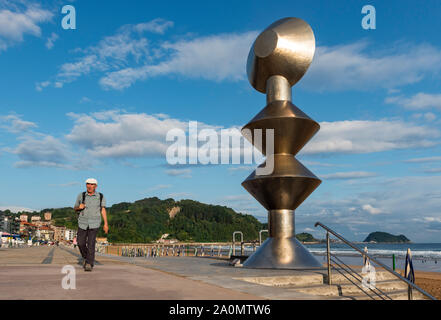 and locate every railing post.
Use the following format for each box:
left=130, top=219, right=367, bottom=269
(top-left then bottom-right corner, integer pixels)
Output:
left=259, top=229, right=268, bottom=246
left=363, top=246, right=369, bottom=266
left=392, top=254, right=396, bottom=271
left=326, top=231, right=332, bottom=285
left=405, top=248, right=414, bottom=300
